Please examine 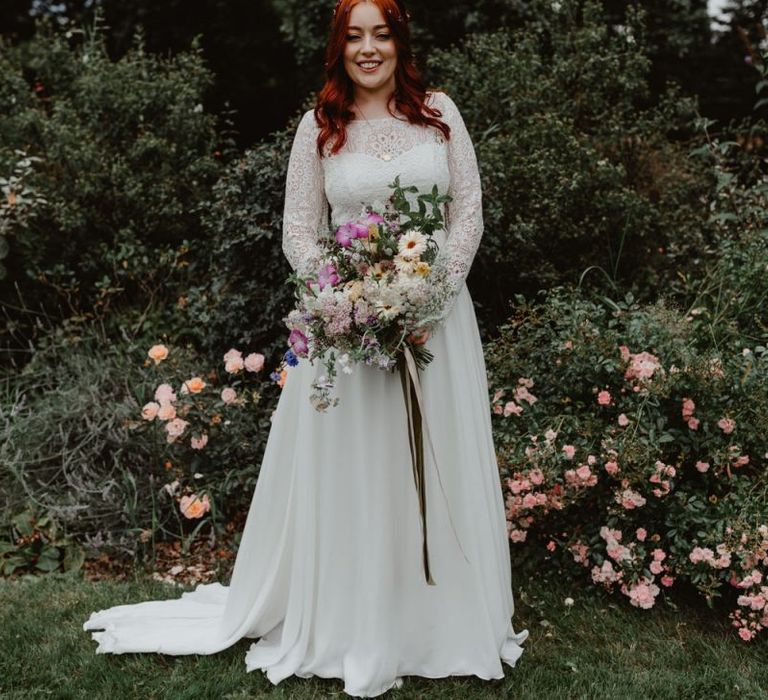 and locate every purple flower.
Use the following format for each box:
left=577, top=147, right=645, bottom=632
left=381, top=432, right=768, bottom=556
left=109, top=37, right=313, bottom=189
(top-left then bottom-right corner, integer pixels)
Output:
left=335, top=222, right=368, bottom=247
left=284, top=349, right=299, bottom=366
left=317, top=263, right=341, bottom=290
left=363, top=211, right=385, bottom=225
left=288, top=328, right=309, bottom=356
